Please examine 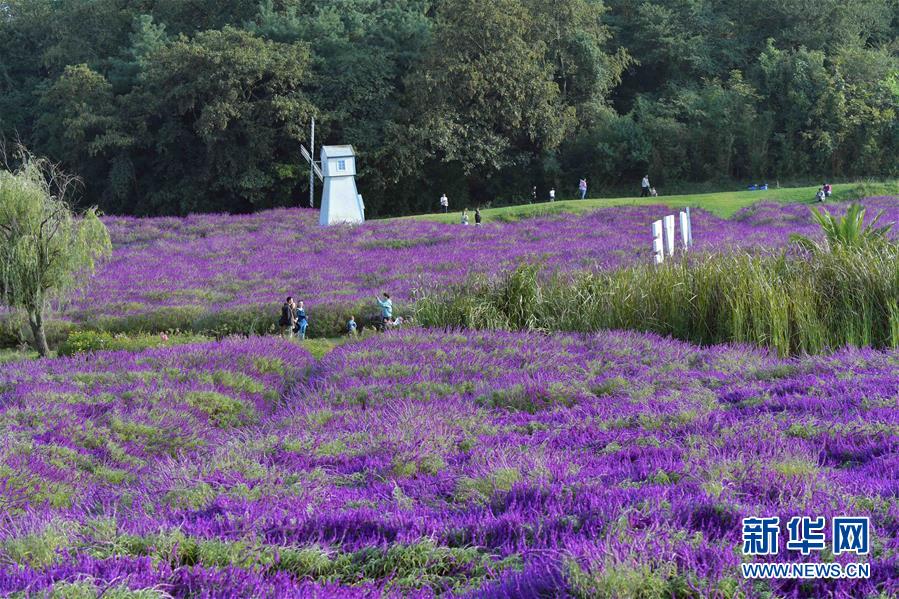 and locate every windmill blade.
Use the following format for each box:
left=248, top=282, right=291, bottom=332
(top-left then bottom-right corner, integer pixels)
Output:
left=300, top=145, right=324, bottom=181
